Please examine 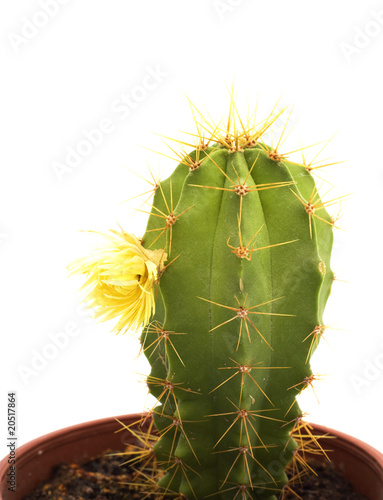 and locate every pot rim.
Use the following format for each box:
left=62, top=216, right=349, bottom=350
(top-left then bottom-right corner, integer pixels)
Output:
left=2, top=416, right=382, bottom=465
